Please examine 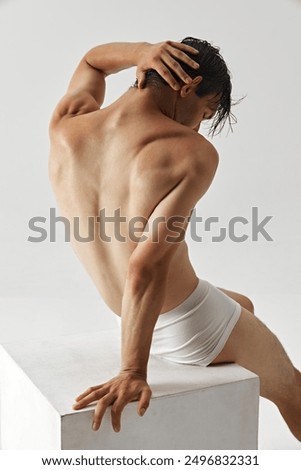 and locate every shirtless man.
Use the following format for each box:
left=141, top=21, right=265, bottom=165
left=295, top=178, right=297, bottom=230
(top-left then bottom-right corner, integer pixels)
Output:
left=49, top=38, right=301, bottom=440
